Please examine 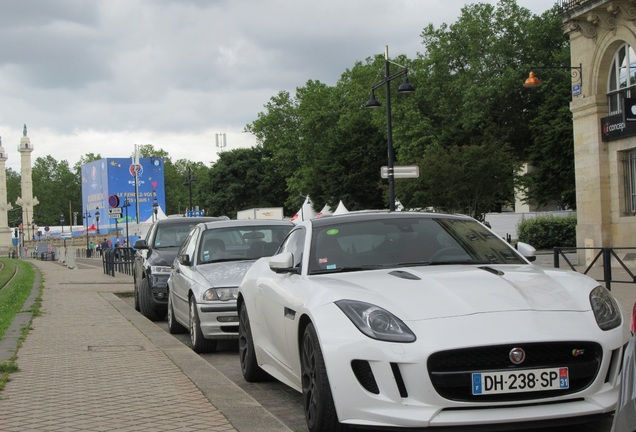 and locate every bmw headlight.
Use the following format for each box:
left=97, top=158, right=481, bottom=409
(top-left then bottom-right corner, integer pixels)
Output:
left=150, top=265, right=172, bottom=275
left=336, top=300, right=416, bottom=342
left=203, top=287, right=238, bottom=302
left=590, top=286, right=622, bottom=330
